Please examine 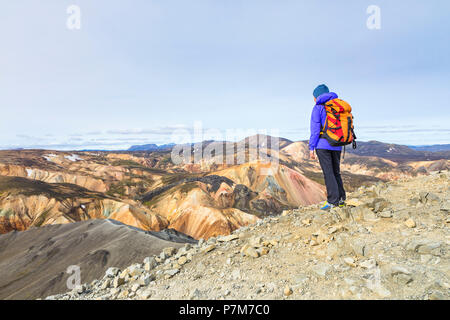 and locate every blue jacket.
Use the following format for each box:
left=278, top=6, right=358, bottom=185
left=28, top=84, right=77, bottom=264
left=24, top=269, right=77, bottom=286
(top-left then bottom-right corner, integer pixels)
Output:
left=309, top=92, right=342, bottom=151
